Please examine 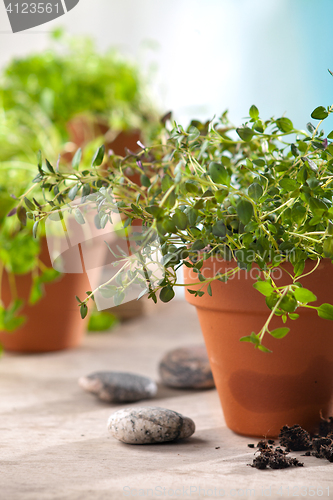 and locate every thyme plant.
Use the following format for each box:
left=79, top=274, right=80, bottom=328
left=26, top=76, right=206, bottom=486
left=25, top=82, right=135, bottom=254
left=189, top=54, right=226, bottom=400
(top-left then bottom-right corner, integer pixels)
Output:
left=20, top=104, right=333, bottom=352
